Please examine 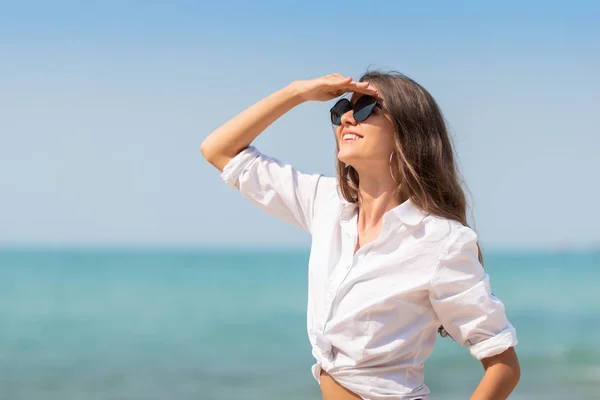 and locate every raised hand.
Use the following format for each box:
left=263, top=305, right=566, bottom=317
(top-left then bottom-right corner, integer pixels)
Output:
left=201, top=73, right=377, bottom=172
left=291, top=73, right=379, bottom=102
